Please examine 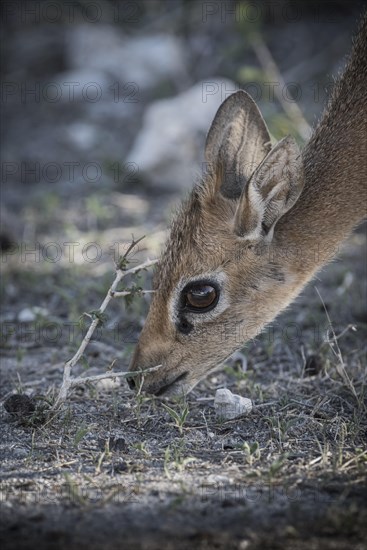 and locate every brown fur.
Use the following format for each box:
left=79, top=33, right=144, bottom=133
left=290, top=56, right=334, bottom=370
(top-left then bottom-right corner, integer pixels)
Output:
left=129, top=13, right=367, bottom=396
left=279, top=12, right=367, bottom=265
